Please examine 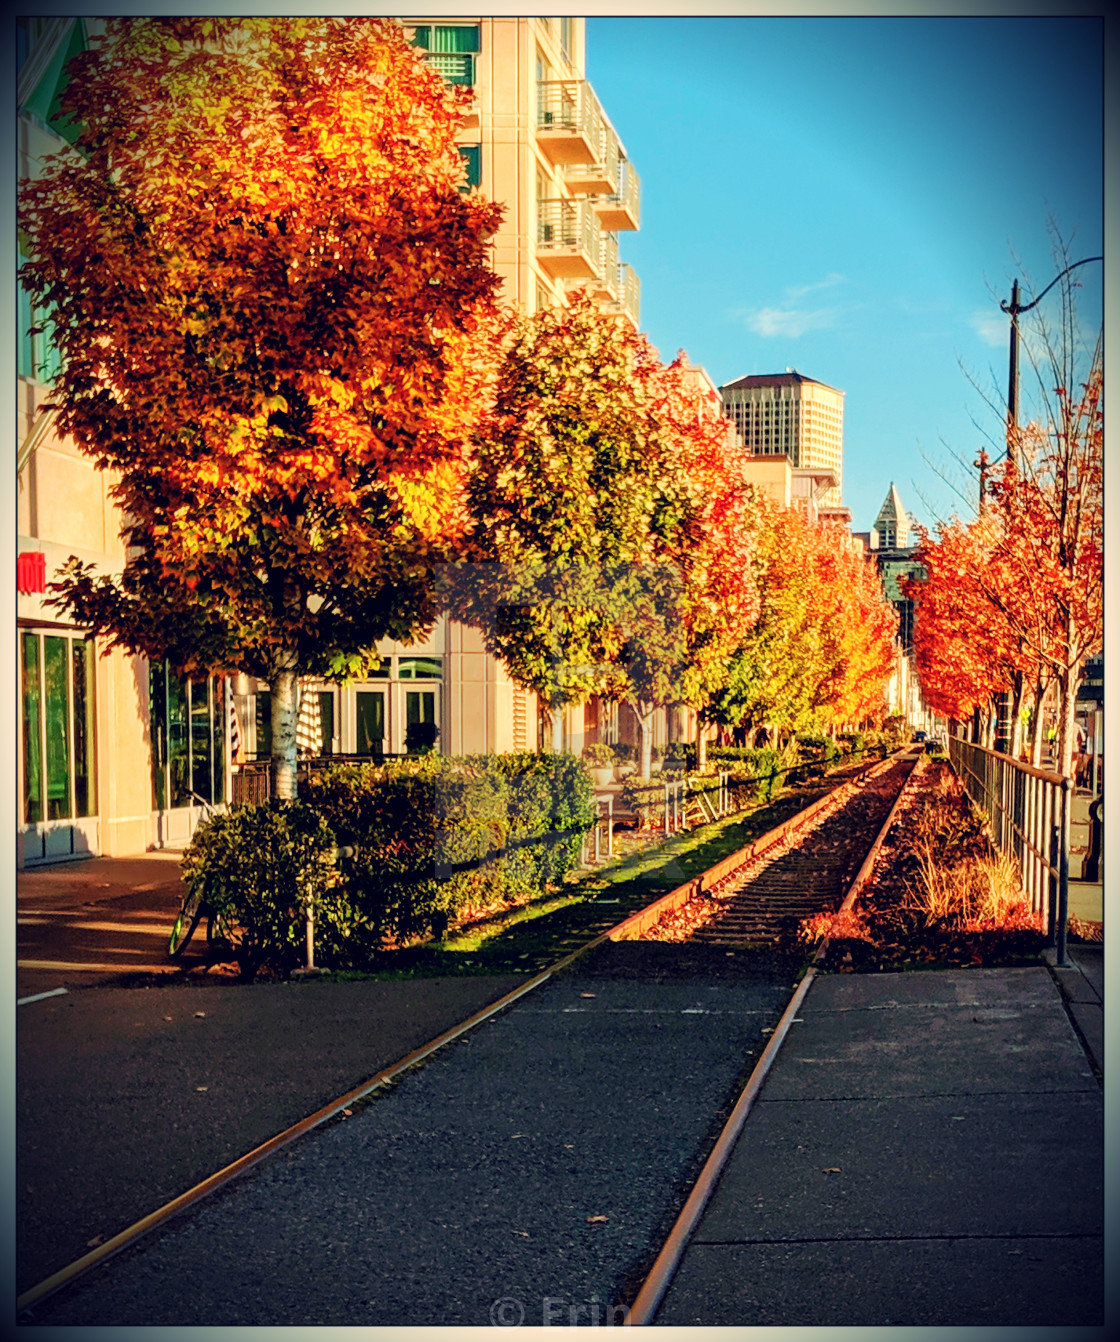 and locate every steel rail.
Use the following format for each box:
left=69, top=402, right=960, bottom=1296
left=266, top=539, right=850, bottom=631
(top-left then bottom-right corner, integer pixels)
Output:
left=626, top=752, right=921, bottom=1325
left=16, top=753, right=908, bottom=1318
